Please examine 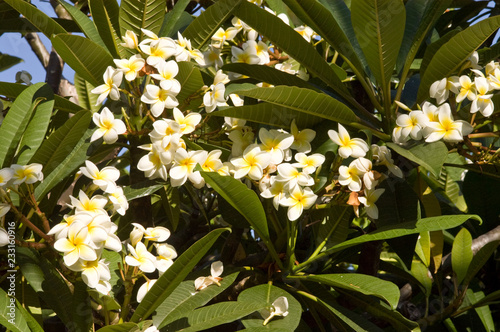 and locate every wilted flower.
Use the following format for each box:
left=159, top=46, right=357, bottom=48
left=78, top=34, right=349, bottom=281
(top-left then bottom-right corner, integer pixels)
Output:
left=194, top=261, right=223, bottom=291
left=263, top=296, right=289, bottom=326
